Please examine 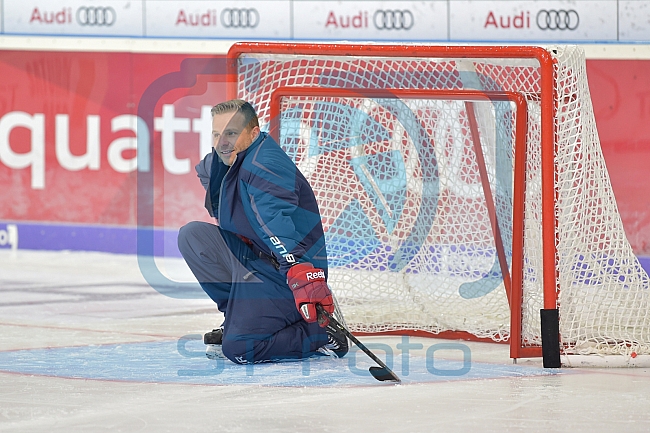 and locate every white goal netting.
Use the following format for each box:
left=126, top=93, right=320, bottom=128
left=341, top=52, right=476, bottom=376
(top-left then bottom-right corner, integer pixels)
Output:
left=230, top=44, right=650, bottom=357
